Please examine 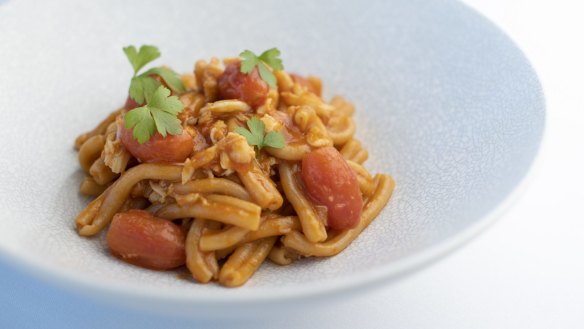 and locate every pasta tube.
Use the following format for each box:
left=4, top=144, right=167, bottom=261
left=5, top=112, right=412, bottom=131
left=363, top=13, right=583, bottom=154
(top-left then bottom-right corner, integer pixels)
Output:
left=219, top=237, right=277, bottom=287
left=279, top=162, right=327, bottom=243
left=156, top=194, right=261, bottom=230
left=186, top=219, right=218, bottom=283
